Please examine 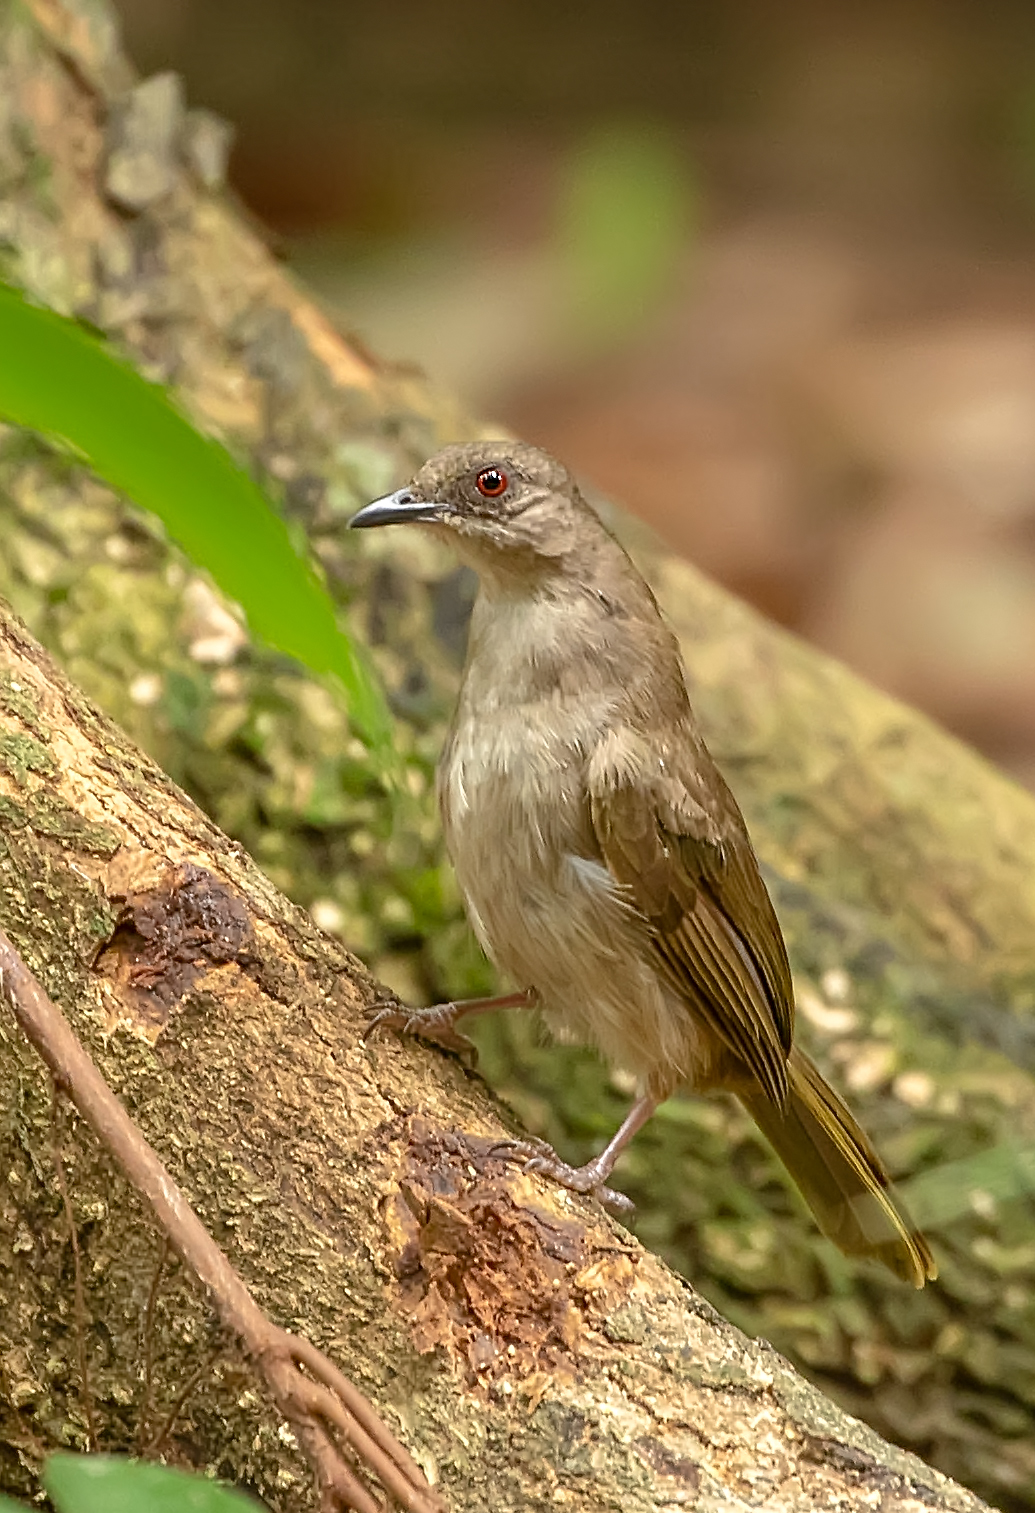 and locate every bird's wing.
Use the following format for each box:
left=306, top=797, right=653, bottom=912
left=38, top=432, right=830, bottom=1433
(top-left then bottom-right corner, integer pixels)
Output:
left=588, top=730, right=794, bottom=1105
